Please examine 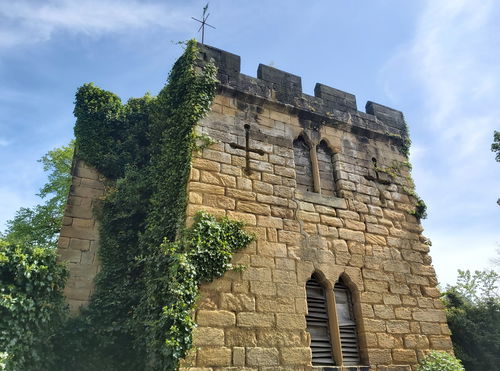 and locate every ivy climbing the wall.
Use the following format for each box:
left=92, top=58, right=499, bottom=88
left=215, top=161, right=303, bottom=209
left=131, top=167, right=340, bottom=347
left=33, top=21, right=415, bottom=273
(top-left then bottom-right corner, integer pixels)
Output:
left=52, top=40, right=253, bottom=370
left=373, top=160, right=427, bottom=221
